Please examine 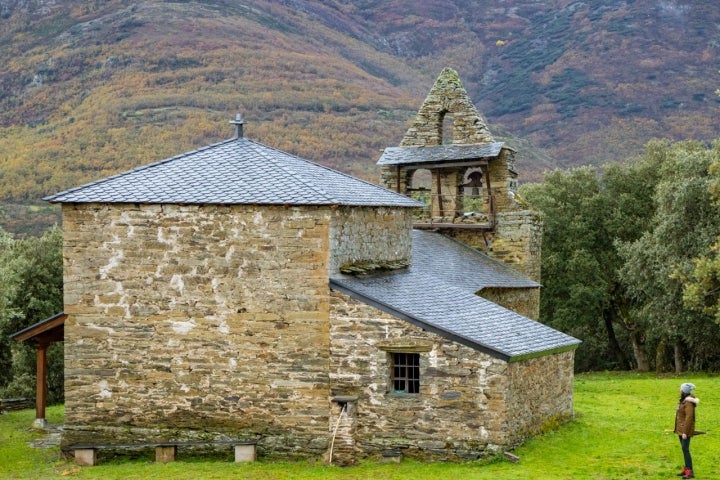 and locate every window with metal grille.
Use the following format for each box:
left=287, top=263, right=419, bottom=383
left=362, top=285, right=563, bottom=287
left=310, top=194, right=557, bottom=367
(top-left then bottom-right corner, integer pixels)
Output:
left=391, top=352, right=420, bottom=394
